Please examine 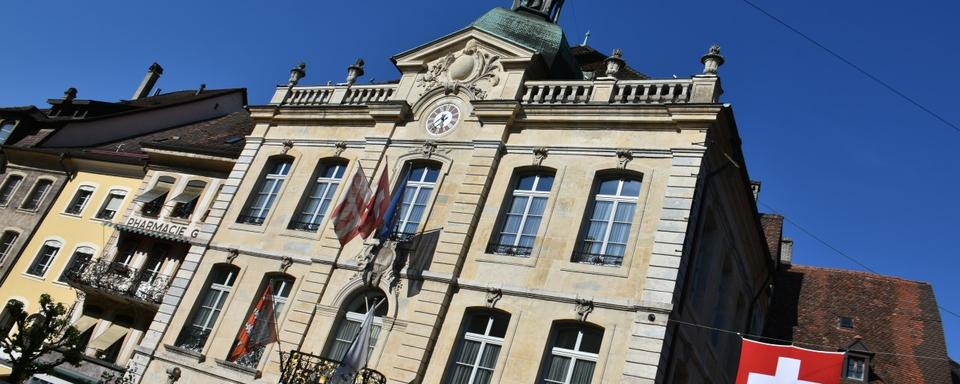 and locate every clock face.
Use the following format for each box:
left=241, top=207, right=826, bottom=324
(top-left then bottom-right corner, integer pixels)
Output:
left=426, top=103, right=461, bottom=136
